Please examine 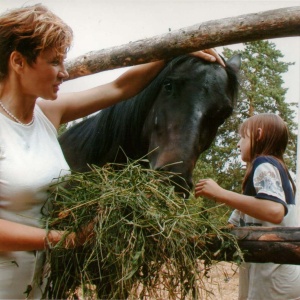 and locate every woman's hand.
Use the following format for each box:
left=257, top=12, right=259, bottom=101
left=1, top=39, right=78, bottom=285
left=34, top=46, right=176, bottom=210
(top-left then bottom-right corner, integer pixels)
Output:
left=65, top=221, right=95, bottom=249
left=46, top=221, right=95, bottom=249
left=192, top=49, right=225, bottom=67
